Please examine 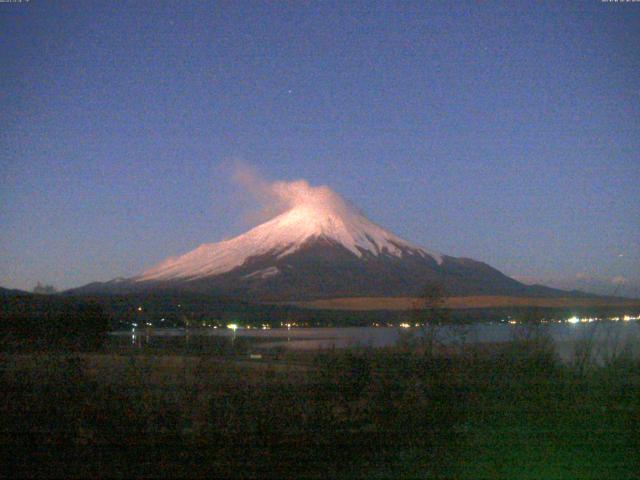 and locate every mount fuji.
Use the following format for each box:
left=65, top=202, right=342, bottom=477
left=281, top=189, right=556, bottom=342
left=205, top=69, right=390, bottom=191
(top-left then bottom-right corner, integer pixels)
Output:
left=73, top=181, right=566, bottom=301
